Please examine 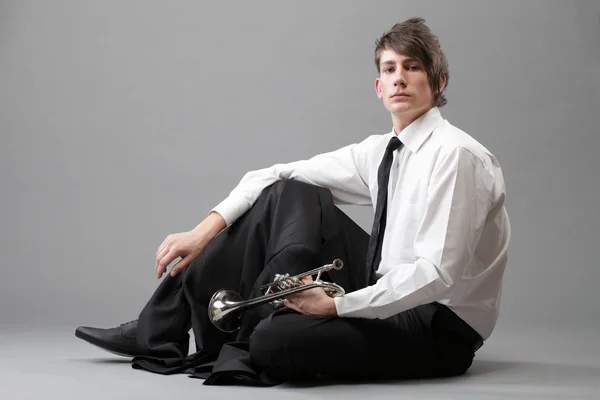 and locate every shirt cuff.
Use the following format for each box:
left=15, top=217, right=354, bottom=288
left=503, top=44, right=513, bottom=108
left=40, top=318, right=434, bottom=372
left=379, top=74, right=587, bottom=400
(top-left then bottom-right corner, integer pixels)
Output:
left=333, top=286, right=377, bottom=319
left=209, top=195, right=250, bottom=226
